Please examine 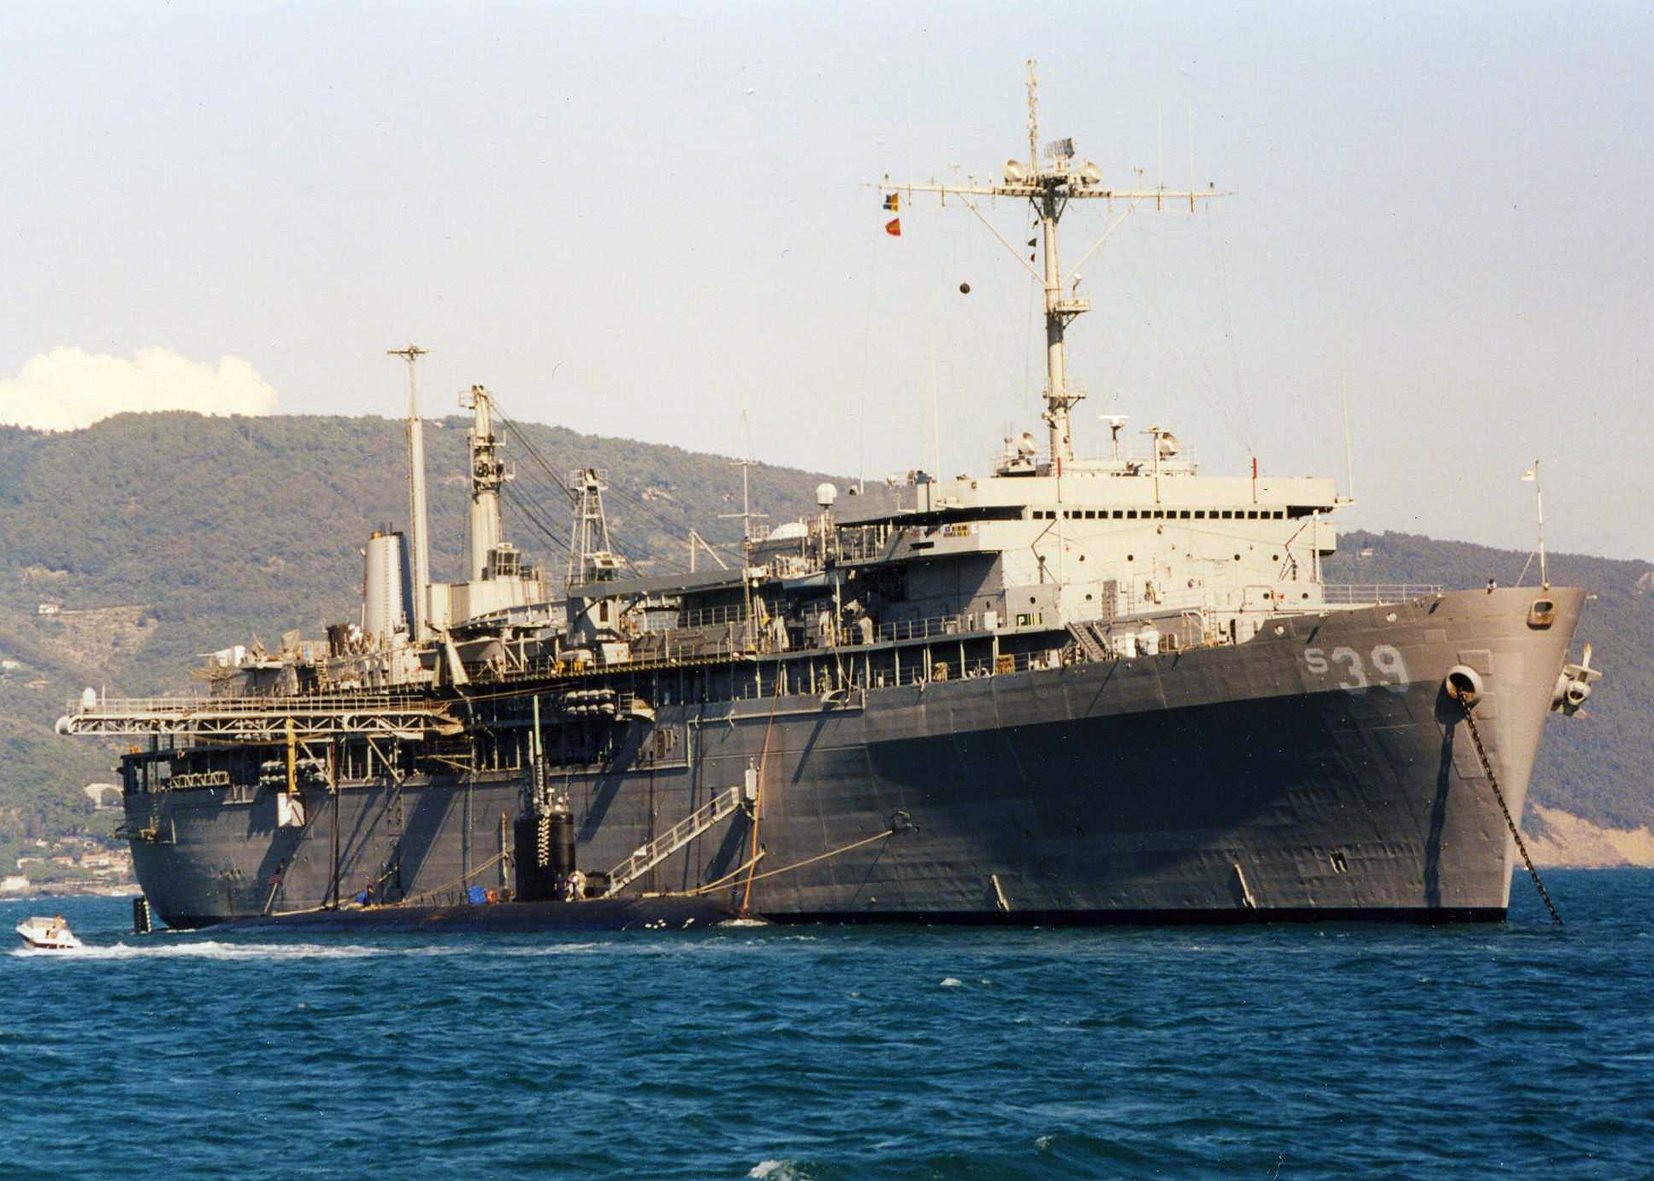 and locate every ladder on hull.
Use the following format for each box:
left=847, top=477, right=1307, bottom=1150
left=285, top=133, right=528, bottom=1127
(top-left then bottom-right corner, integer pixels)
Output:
left=604, top=786, right=743, bottom=898
left=1067, top=621, right=1109, bottom=663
